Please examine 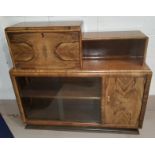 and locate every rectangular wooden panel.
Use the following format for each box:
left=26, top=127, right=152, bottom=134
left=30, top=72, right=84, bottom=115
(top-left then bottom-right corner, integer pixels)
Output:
left=103, top=76, right=145, bottom=127
left=6, top=31, right=81, bottom=69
